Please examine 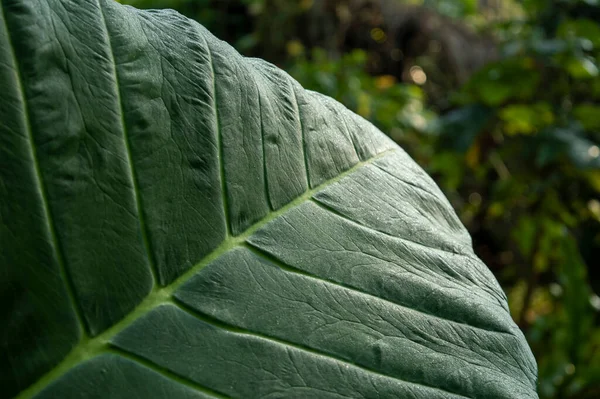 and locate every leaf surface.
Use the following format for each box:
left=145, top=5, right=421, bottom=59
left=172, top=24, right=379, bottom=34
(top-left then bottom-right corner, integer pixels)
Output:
left=0, top=1, right=537, bottom=398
